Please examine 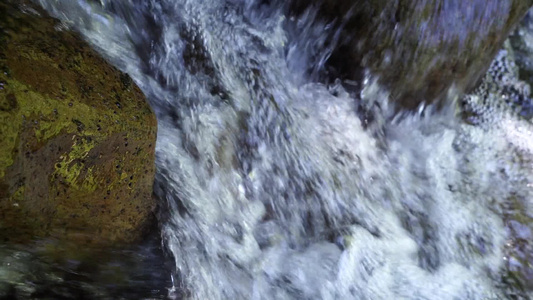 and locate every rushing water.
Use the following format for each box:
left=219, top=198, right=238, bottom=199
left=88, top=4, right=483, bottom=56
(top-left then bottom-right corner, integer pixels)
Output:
left=0, top=235, right=170, bottom=299
left=23, top=0, right=533, bottom=299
